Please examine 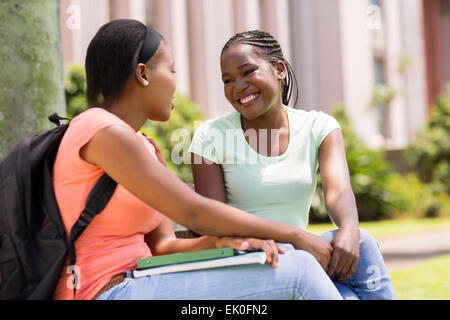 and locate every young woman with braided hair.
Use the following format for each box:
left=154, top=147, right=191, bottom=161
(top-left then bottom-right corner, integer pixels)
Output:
left=190, top=30, right=396, bottom=299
